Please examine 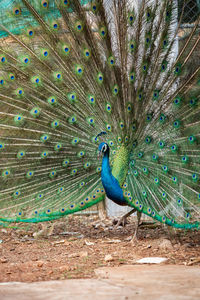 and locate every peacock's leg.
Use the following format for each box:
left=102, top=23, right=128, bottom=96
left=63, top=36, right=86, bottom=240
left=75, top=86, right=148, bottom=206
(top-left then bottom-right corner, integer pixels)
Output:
left=113, top=208, right=136, bottom=228
left=131, top=211, right=142, bottom=241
